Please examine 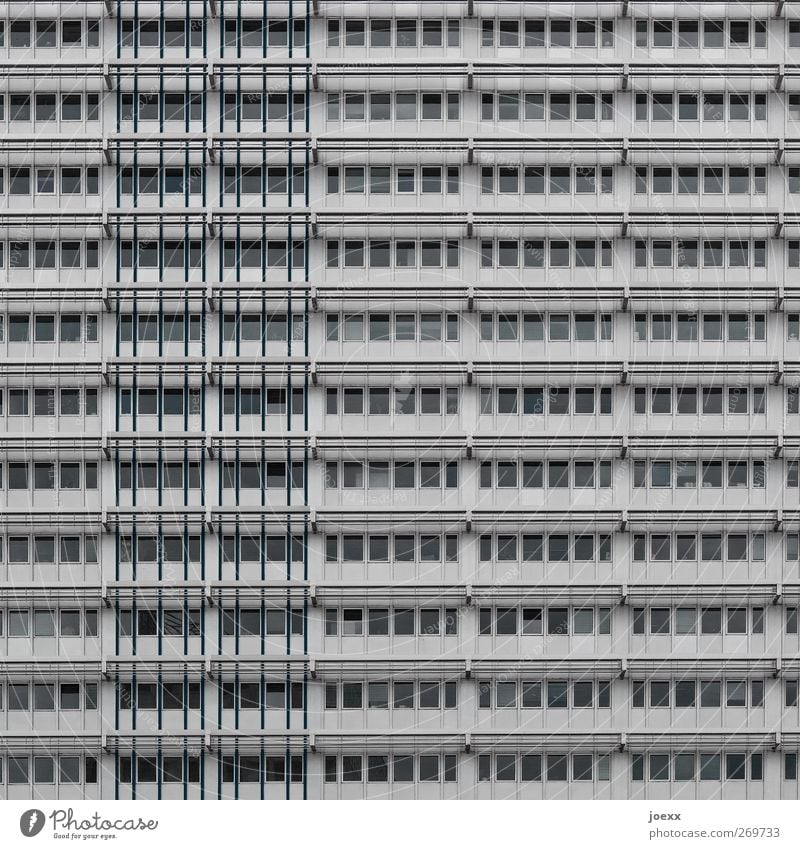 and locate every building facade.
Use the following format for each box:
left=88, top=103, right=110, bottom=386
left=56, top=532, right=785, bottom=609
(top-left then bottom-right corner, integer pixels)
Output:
left=0, top=0, right=800, bottom=800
